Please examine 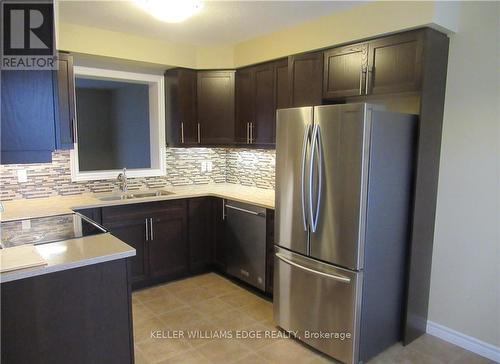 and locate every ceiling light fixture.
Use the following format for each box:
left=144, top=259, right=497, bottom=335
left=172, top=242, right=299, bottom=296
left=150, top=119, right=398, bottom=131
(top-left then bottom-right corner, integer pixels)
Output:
left=134, top=0, right=203, bottom=23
